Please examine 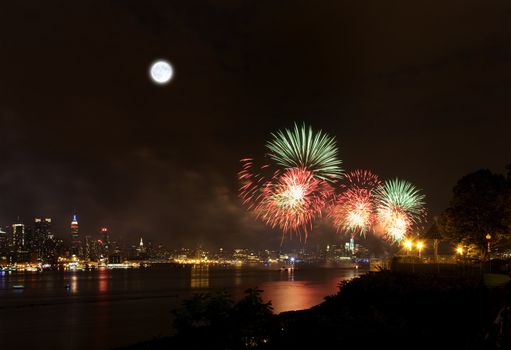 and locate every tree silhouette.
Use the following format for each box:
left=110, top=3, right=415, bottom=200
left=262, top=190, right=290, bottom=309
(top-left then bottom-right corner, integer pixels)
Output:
left=439, top=169, right=511, bottom=259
